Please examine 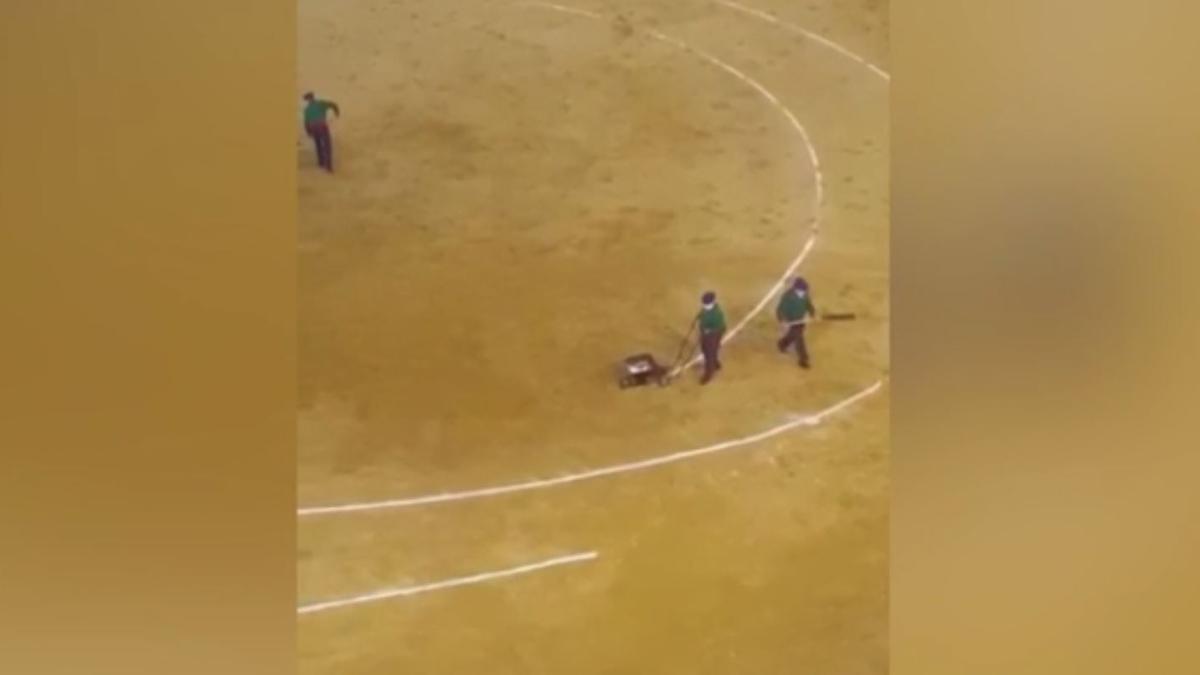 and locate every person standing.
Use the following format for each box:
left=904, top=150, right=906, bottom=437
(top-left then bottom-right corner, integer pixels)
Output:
left=776, top=277, right=817, bottom=368
left=302, top=92, right=340, bottom=173
left=697, top=291, right=726, bottom=385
